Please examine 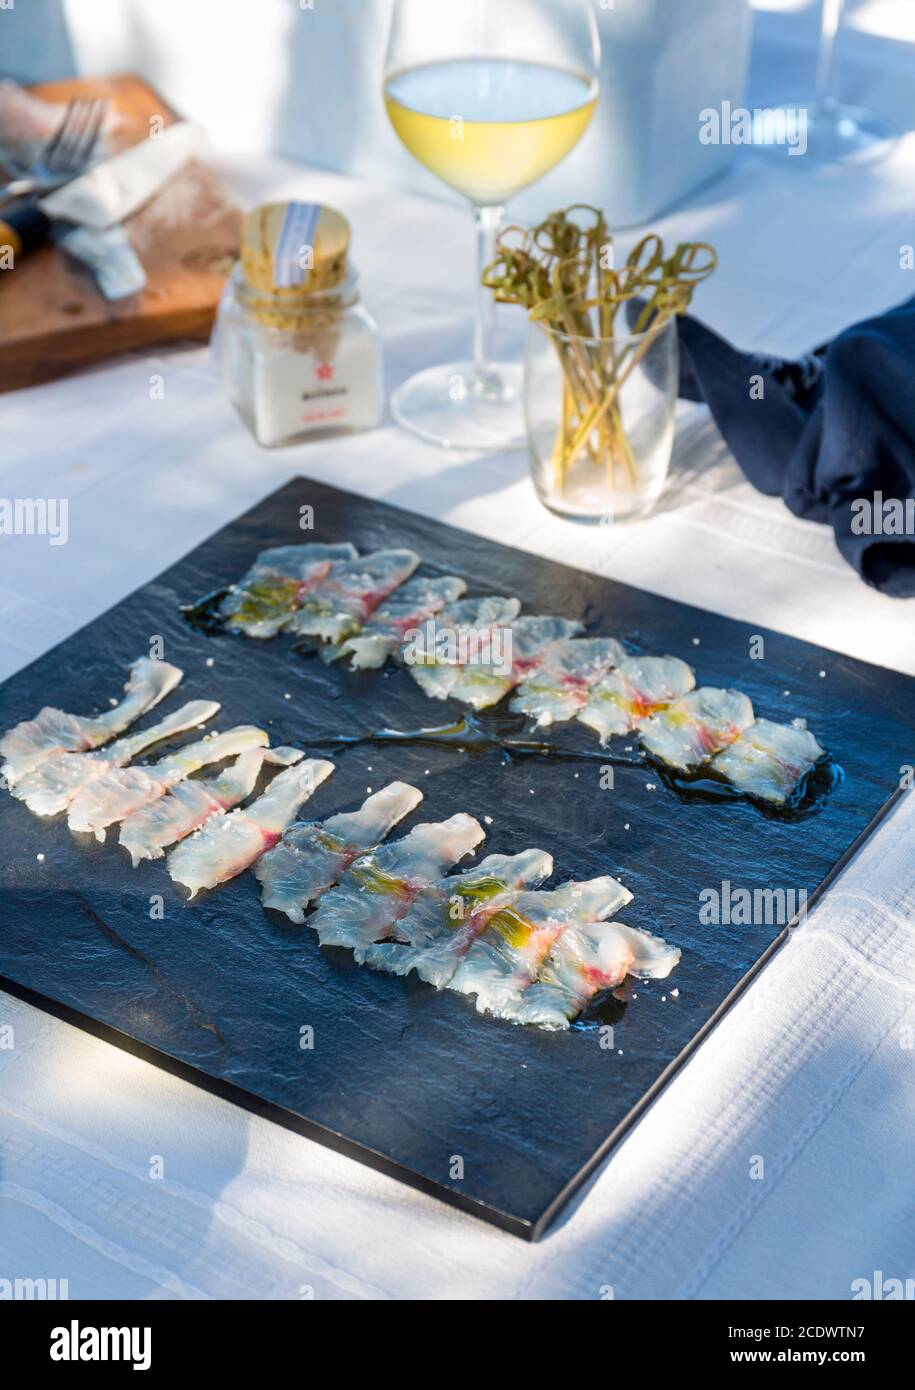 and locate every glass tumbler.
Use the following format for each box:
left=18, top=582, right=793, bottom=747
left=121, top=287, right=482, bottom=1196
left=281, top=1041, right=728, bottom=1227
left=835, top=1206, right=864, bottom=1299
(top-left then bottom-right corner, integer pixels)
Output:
left=524, top=316, right=678, bottom=522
